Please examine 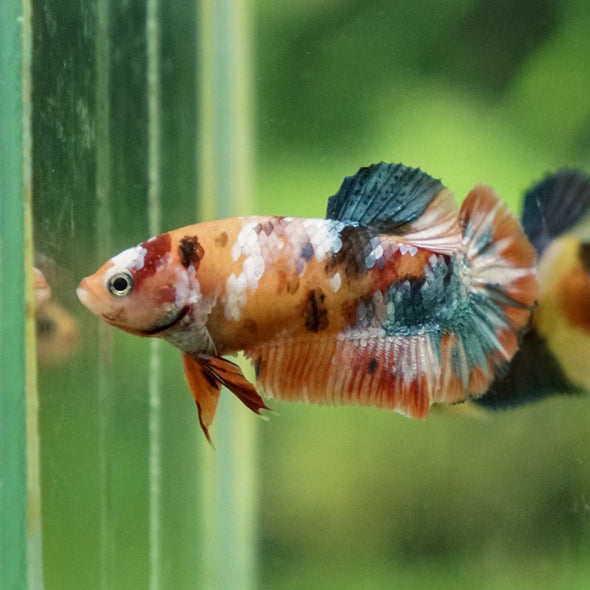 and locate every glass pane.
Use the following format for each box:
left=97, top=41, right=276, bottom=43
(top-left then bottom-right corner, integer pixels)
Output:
left=30, top=0, right=590, bottom=589
left=32, top=1, right=217, bottom=587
